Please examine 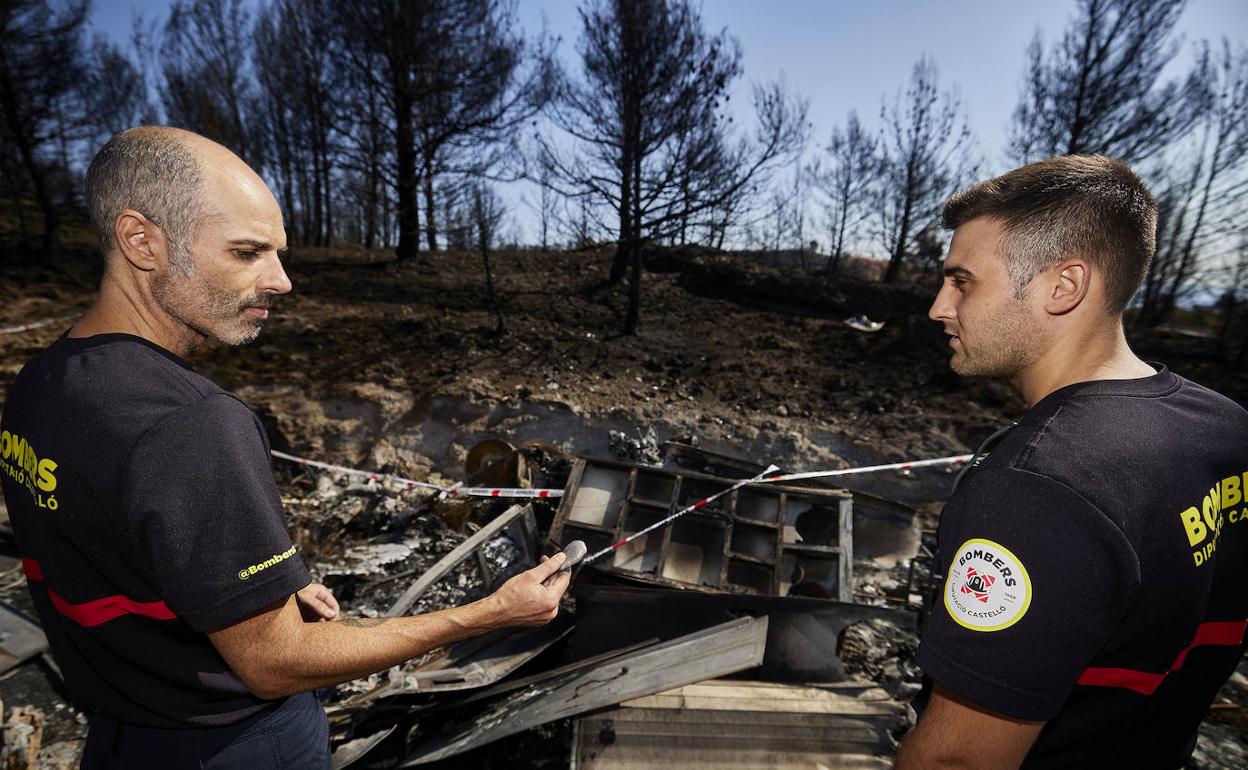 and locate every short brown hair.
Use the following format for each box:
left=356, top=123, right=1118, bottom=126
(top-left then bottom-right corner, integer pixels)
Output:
left=943, top=155, right=1156, bottom=314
